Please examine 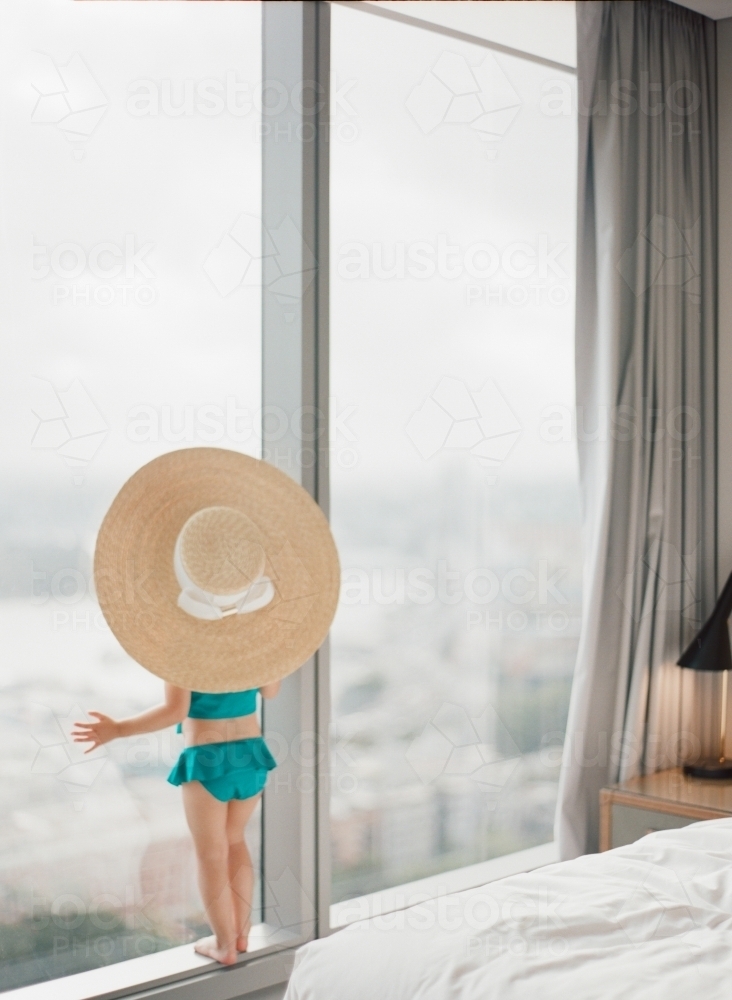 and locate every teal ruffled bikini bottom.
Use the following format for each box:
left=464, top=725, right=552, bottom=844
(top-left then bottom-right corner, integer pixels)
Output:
left=167, top=737, right=276, bottom=802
